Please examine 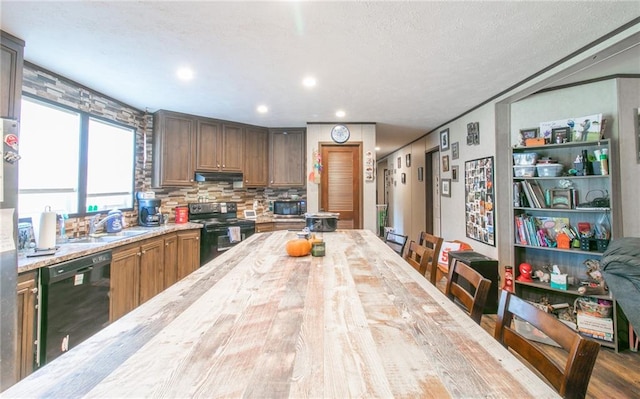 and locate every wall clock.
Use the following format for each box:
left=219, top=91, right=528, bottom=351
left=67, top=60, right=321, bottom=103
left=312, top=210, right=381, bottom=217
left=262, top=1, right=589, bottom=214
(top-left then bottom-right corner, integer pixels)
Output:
left=331, top=124, right=350, bottom=144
